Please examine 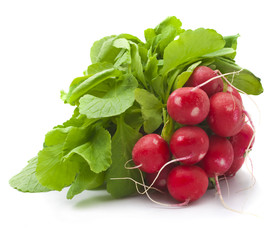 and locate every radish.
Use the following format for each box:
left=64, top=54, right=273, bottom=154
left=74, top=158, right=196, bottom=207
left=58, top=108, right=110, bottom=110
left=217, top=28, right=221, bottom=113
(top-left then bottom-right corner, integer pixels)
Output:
left=167, top=165, right=209, bottom=202
left=169, top=126, right=209, bottom=165
left=167, top=87, right=210, bottom=125
left=185, top=66, right=223, bottom=97
left=226, top=85, right=243, bottom=104
left=225, top=123, right=255, bottom=176
left=146, top=164, right=175, bottom=191
left=207, top=92, right=245, bottom=137
left=200, top=135, right=234, bottom=177
left=132, top=134, right=170, bottom=173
